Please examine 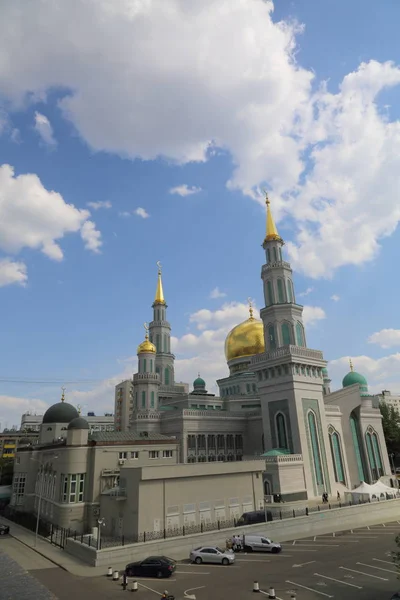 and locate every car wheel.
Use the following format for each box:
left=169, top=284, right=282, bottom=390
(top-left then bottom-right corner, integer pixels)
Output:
left=244, top=545, right=252, bottom=552
left=222, top=558, right=229, bottom=565
left=195, top=557, right=203, bottom=564
left=156, top=570, right=163, bottom=578
left=271, top=547, right=279, bottom=554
